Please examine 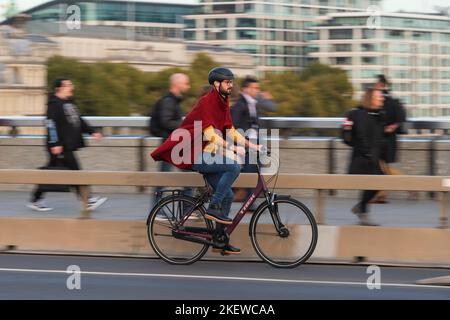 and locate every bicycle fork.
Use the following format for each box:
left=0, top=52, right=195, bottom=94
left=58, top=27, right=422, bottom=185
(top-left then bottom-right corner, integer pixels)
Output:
left=265, top=193, right=290, bottom=237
